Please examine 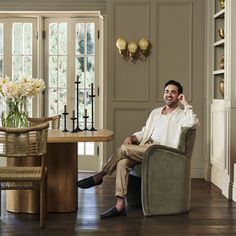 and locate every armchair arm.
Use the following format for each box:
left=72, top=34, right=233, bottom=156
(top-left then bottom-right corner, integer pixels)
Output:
left=144, top=144, right=185, bottom=157
left=177, top=127, right=196, bottom=157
